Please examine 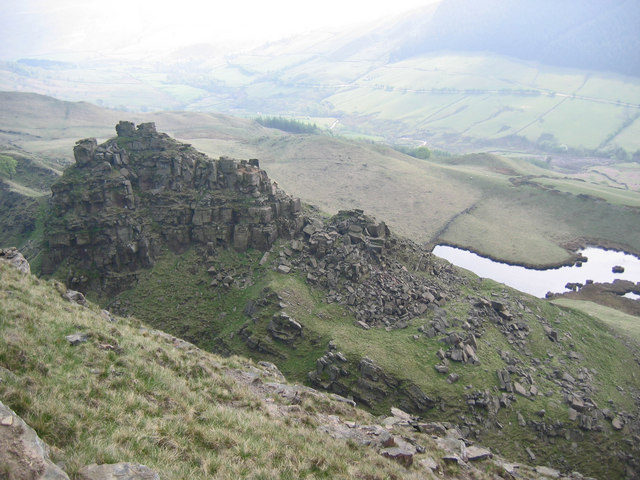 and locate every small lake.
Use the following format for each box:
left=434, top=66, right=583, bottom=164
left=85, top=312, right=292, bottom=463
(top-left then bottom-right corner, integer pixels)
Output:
left=433, top=245, right=640, bottom=298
